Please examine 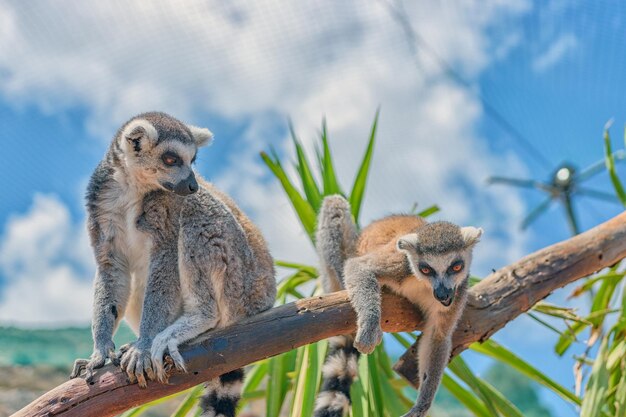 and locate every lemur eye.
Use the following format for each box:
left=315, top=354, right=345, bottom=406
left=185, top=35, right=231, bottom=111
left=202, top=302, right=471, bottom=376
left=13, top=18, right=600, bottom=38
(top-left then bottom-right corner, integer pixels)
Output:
left=451, top=262, right=464, bottom=273
left=162, top=152, right=180, bottom=166
left=420, top=266, right=432, bottom=275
